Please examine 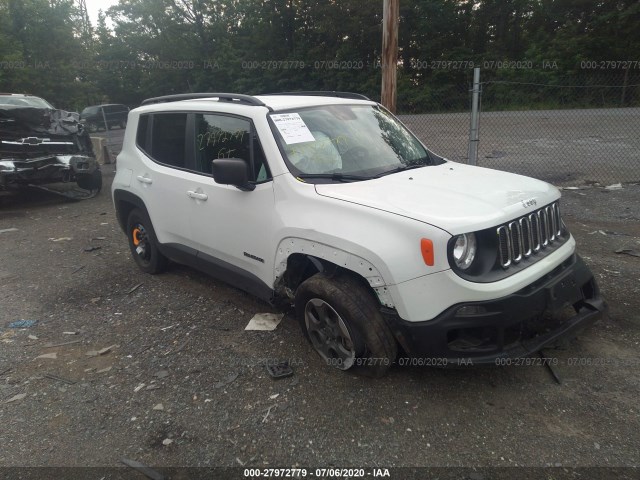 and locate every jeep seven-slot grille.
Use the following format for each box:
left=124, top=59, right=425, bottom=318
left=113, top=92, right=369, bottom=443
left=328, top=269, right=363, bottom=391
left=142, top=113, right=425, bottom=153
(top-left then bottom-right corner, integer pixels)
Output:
left=497, top=202, right=563, bottom=268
